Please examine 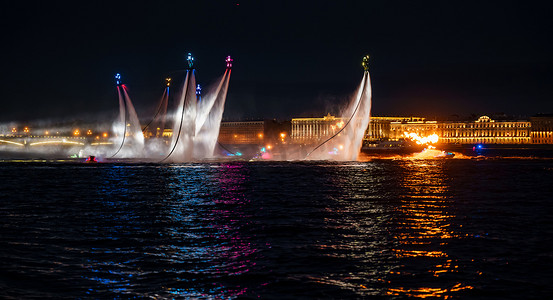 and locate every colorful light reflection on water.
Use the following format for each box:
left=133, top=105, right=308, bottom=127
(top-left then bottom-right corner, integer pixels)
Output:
left=1, top=160, right=553, bottom=298
left=386, top=160, right=474, bottom=298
